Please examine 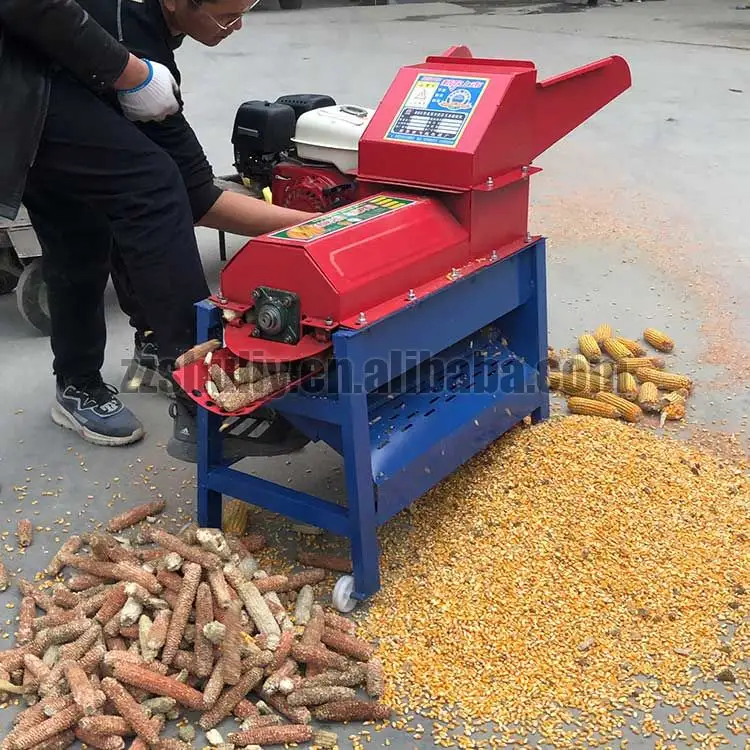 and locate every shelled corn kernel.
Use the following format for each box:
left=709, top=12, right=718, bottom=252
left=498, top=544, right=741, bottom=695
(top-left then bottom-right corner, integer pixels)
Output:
left=643, top=327, right=675, bottom=353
